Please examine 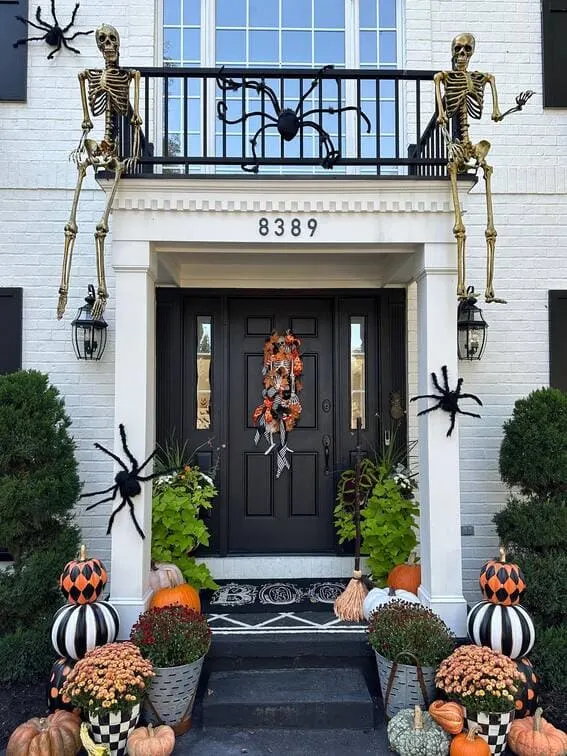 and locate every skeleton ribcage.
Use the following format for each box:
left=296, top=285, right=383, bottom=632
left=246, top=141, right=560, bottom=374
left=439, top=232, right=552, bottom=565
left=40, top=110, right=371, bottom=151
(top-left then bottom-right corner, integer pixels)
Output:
left=445, top=72, right=486, bottom=120
left=86, top=69, right=130, bottom=117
